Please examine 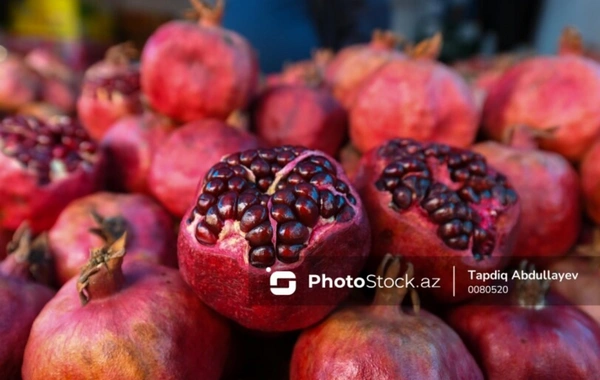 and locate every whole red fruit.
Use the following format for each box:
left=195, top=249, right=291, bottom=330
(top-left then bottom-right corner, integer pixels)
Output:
left=101, top=112, right=176, bottom=194
left=290, top=255, right=483, bottom=380
left=349, top=35, right=478, bottom=153
left=325, top=30, right=405, bottom=108
left=0, top=54, right=41, bottom=111
left=77, top=43, right=142, bottom=140
left=265, top=49, right=333, bottom=88
left=0, top=225, right=55, bottom=380
left=483, top=28, right=600, bottom=162
left=0, top=115, right=105, bottom=233
left=22, top=234, right=231, bottom=380
left=48, top=192, right=177, bottom=285
left=354, top=138, right=520, bottom=302
left=149, top=119, right=261, bottom=217
left=446, top=262, right=600, bottom=379
left=473, top=126, right=581, bottom=262
left=253, top=84, right=347, bottom=156
left=178, top=146, right=370, bottom=332
left=141, top=0, right=259, bottom=123
left=581, top=138, right=600, bottom=223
